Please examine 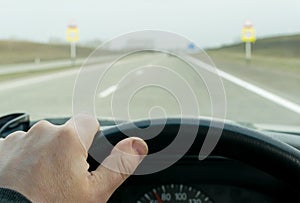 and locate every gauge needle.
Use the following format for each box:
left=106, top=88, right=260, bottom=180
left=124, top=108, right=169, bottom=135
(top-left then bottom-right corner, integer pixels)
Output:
left=154, top=192, right=163, bottom=203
